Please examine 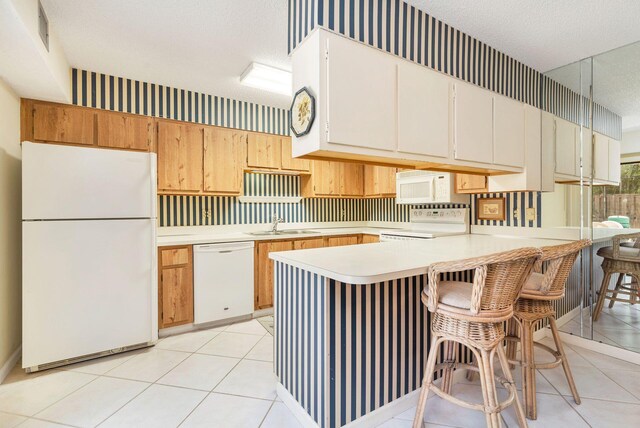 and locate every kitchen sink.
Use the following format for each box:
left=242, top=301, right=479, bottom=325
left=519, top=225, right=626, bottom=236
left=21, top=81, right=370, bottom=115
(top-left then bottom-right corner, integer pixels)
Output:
left=248, top=230, right=318, bottom=236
